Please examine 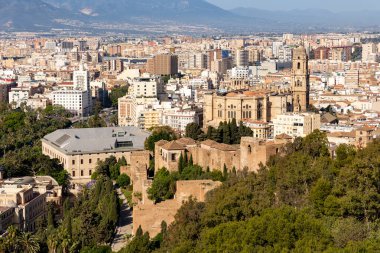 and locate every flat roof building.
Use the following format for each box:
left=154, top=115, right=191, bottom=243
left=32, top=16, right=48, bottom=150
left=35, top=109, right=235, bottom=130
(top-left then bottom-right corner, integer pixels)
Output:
left=42, top=127, right=150, bottom=183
